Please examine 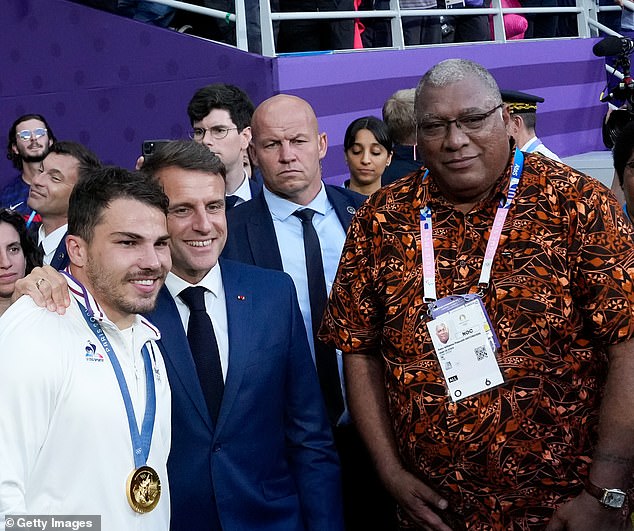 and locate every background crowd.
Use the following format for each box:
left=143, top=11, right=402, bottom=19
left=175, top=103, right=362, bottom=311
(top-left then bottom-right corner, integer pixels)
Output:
left=2, top=51, right=634, bottom=530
